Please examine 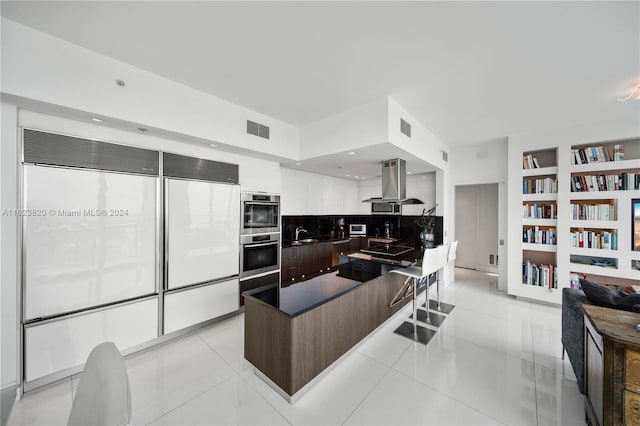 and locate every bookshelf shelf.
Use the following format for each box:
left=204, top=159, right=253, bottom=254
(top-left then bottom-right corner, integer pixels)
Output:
left=523, top=243, right=557, bottom=252
left=568, top=190, right=640, bottom=200
left=569, top=247, right=619, bottom=257
left=523, top=166, right=558, bottom=177
left=569, top=159, right=639, bottom=173
left=569, top=220, right=618, bottom=229
left=523, top=219, right=557, bottom=226
left=522, top=193, right=558, bottom=202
